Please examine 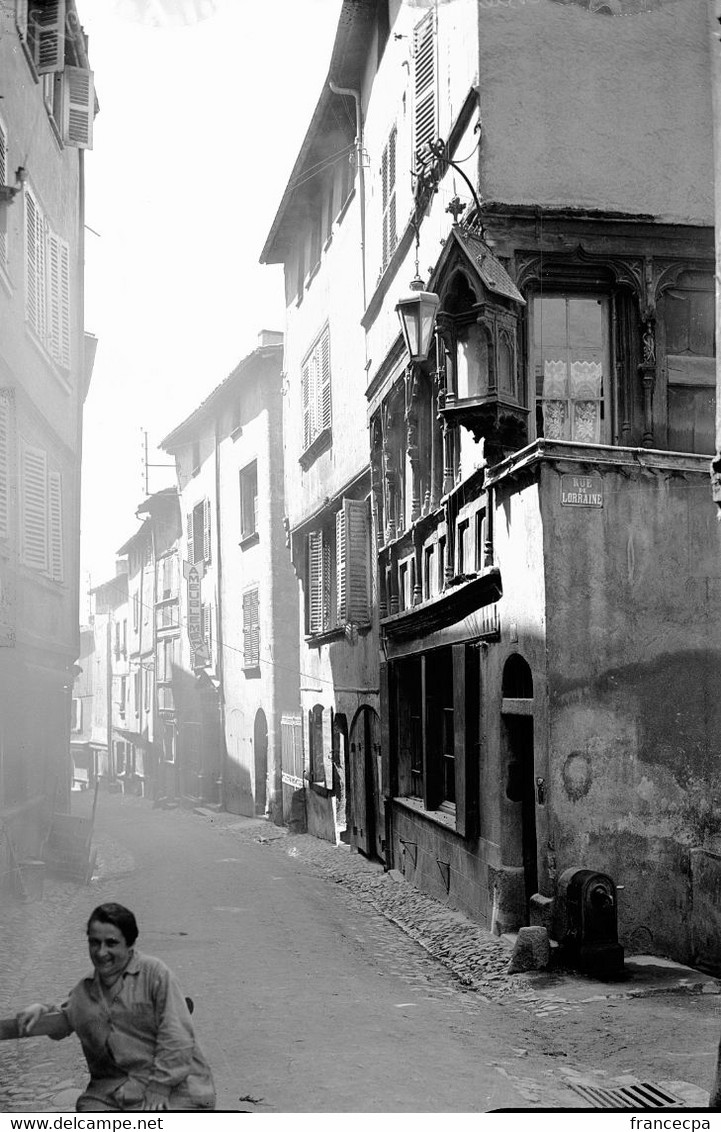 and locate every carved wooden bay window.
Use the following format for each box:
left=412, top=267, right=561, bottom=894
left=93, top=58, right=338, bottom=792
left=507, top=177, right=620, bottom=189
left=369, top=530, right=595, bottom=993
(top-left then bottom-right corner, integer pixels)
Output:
left=435, top=251, right=527, bottom=465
